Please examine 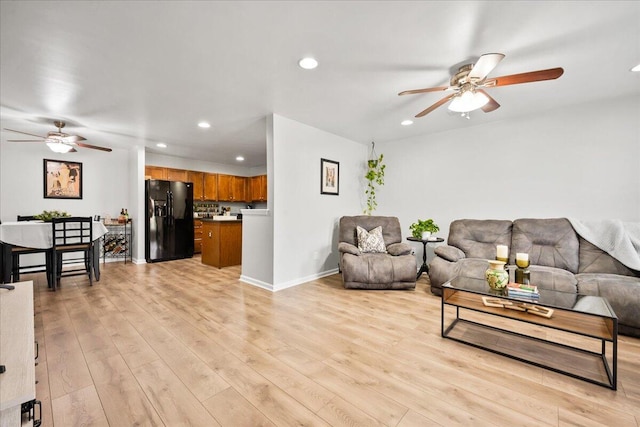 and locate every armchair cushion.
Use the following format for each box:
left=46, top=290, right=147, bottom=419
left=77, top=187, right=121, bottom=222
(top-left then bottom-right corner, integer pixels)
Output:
left=434, top=245, right=466, bottom=262
left=387, top=242, right=412, bottom=256
left=338, top=242, right=361, bottom=256
left=356, top=226, right=387, bottom=253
